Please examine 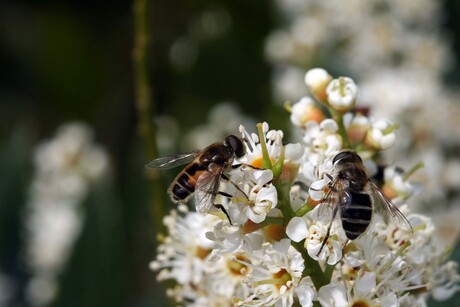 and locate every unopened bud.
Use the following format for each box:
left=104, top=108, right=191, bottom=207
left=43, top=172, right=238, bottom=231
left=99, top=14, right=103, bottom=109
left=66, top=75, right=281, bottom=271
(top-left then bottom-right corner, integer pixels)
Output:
left=305, top=68, right=332, bottom=103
